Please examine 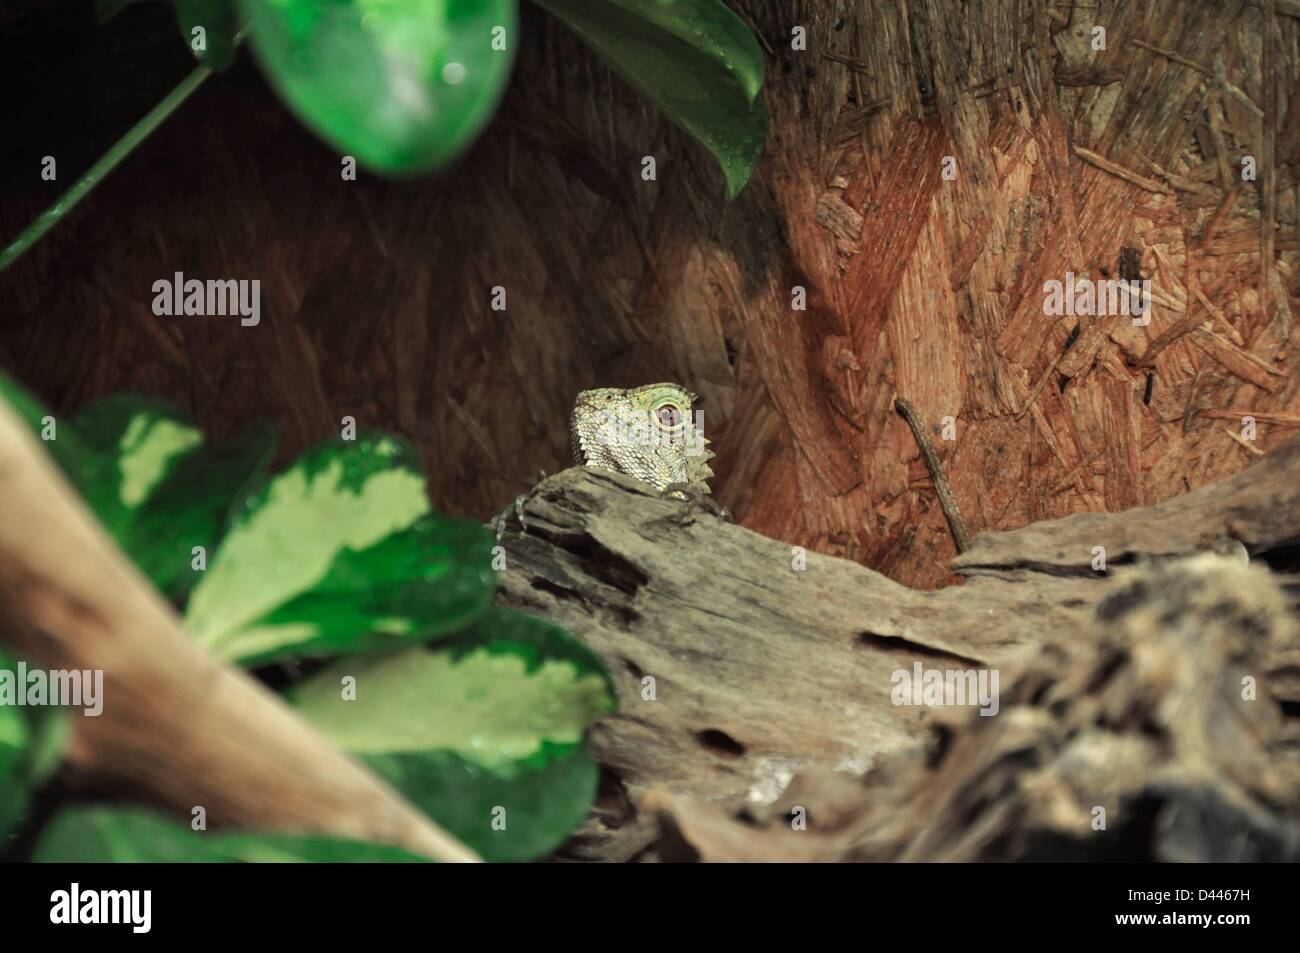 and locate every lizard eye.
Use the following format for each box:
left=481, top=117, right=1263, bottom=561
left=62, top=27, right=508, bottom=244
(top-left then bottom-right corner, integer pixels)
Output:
left=655, top=404, right=682, bottom=428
